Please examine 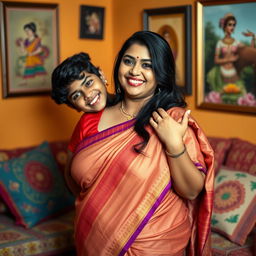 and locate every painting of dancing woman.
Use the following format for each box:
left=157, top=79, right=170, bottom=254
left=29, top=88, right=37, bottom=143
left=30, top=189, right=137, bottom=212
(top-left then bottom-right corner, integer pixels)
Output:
left=204, top=3, right=256, bottom=107
left=16, top=22, right=49, bottom=86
